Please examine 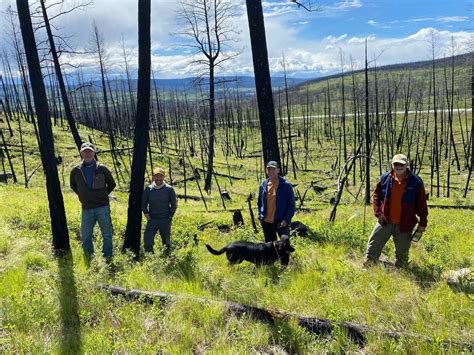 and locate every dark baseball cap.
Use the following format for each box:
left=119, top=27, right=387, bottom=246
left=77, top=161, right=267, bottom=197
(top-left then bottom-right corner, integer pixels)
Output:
left=266, top=161, right=279, bottom=169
